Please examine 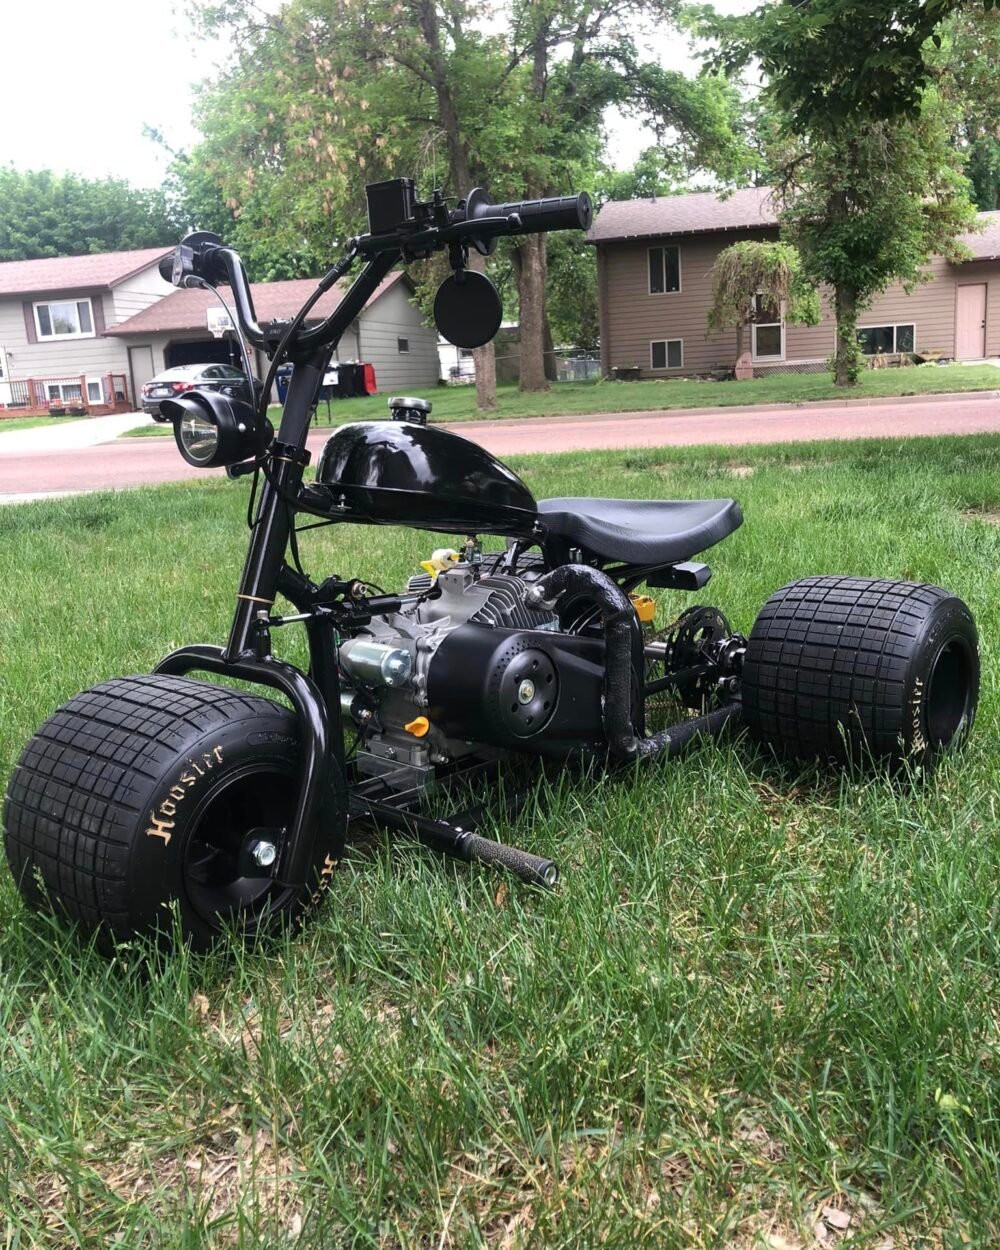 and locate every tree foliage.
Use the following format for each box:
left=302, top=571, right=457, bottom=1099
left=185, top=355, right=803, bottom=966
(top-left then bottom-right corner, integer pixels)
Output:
left=778, top=96, right=977, bottom=385
left=710, top=0, right=999, bottom=136
left=936, top=8, right=1000, bottom=208
left=707, top=239, right=819, bottom=362
left=0, top=167, right=181, bottom=261
left=177, top=0, right=753, bottom=393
